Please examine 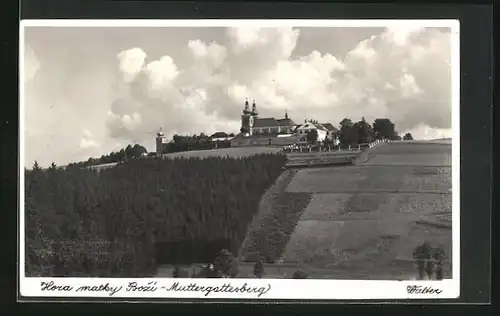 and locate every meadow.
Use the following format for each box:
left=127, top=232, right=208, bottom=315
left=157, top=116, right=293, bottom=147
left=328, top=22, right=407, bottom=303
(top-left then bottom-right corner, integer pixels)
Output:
left=278, top=142, right=453, bottom=280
